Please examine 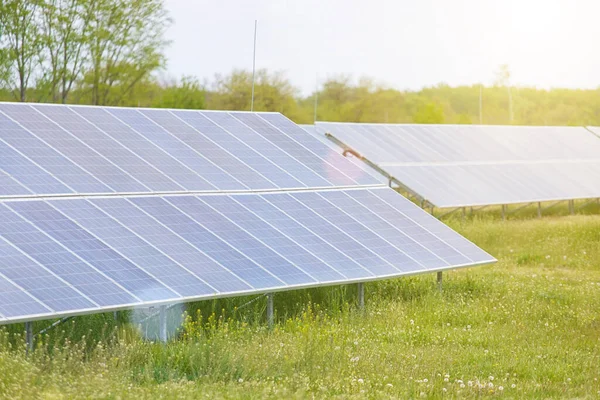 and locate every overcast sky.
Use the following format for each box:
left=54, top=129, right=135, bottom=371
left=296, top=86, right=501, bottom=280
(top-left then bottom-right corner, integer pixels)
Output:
left=163, top=0, right=600, bottom=96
